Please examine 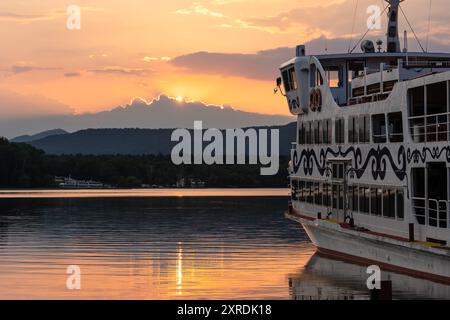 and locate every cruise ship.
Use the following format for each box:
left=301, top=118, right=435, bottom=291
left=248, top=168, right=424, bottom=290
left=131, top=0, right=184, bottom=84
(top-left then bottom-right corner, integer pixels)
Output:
left=278, top=0, right=450, bottom=283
